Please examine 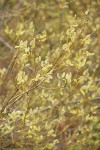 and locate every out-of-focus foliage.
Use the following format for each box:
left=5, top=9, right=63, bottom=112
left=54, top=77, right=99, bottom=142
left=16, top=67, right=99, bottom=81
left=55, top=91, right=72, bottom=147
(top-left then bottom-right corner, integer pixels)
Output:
left=0, top=0, right=100, bottom=149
